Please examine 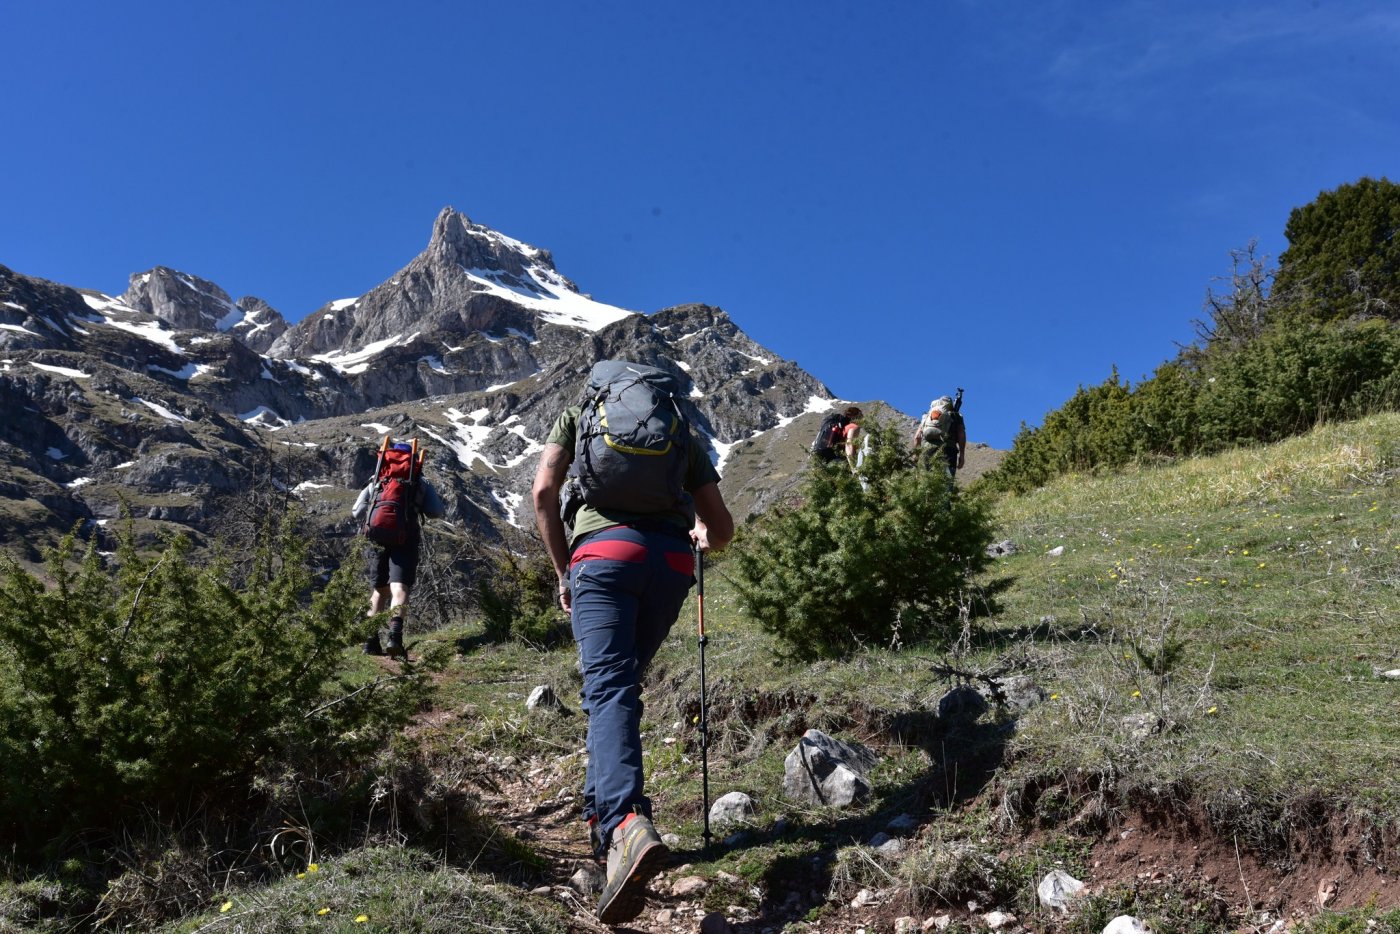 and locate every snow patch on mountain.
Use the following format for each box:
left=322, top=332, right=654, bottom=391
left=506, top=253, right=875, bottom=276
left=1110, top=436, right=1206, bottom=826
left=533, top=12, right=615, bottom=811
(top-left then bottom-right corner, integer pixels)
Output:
left=312, top=331, right=421, bottom=375
left=81, top=294, right=185, bottom=353
left=135, top=398, right=190, bottom=422
left=462, top=263, right=635, bottom=332
left=1, top=323, right=42, bottom=337
left=491, top=489, right=525, bottom=528
left=31, top=362, right=91, bottom=378
left=240, top=406, right=291, bottom=428
left=776, top=395, right=837, bottom=428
